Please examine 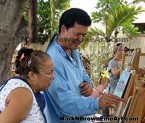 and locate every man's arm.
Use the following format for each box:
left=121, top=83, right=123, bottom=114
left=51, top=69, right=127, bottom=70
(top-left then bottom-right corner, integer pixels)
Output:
left=45, top=70, right=99, bottom=116
left=45, top=72, right=124, bottom=117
